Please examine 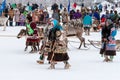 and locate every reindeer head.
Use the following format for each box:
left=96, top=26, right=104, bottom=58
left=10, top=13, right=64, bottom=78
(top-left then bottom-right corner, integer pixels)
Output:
left=17, top=29, right=26, bottom=39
